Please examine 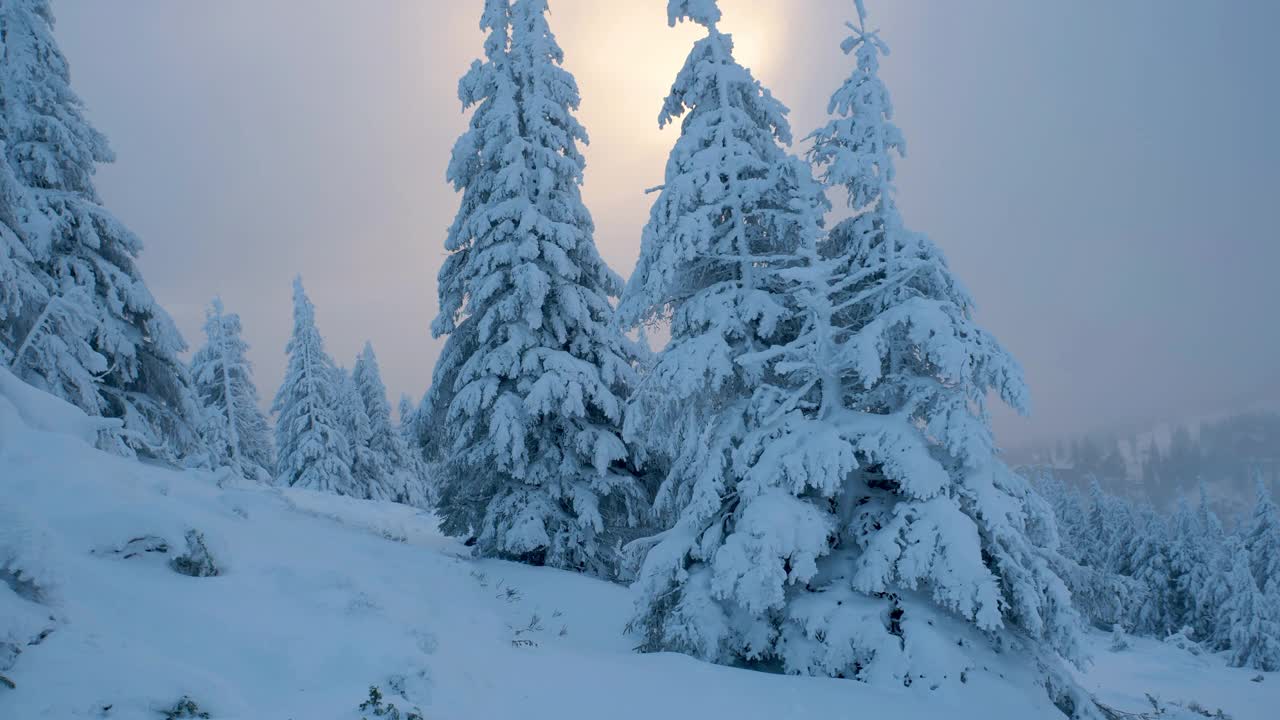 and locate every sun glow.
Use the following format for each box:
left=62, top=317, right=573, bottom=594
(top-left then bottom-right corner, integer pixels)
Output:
left=551, top=0, right=787, bottom=274
left=557, top=0, right=784, bottom=150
